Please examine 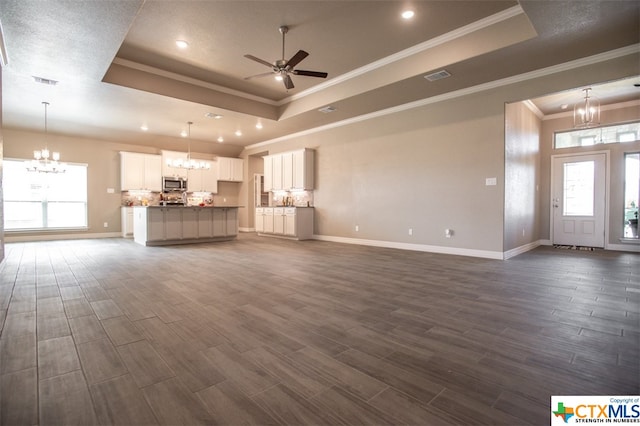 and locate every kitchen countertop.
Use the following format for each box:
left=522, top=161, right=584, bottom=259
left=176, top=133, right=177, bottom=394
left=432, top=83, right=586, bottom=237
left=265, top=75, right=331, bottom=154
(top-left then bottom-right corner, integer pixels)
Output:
left=133, top=205, right=243, bottom=208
